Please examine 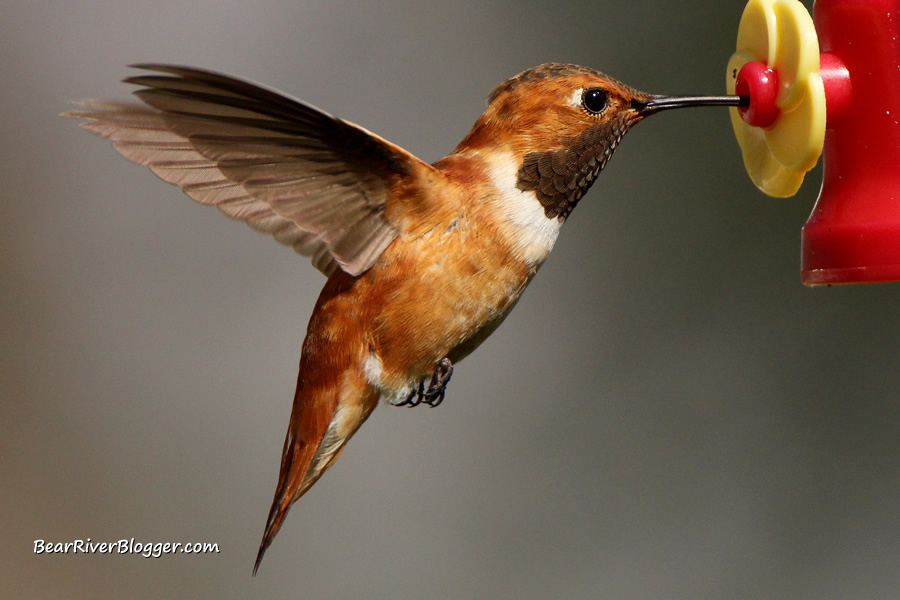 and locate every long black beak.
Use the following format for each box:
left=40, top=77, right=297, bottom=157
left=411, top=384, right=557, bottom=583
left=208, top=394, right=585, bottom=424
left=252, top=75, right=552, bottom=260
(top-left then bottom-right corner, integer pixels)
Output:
left=634, top=94, right=748, bottom=116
